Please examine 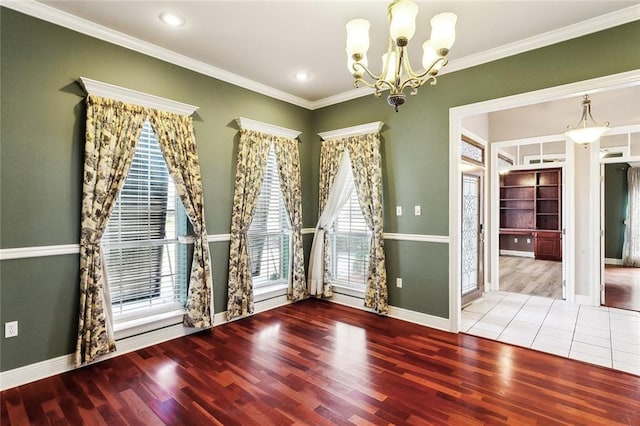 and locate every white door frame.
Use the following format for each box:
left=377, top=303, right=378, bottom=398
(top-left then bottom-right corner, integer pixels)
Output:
left=448, top=69, right=640, bottom=333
